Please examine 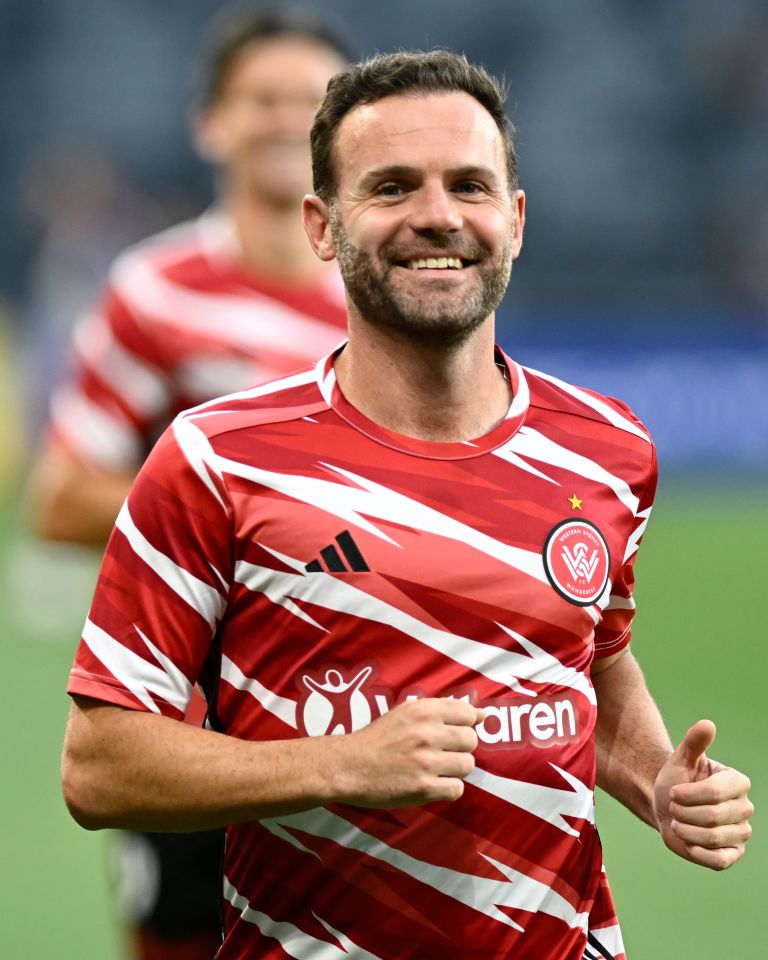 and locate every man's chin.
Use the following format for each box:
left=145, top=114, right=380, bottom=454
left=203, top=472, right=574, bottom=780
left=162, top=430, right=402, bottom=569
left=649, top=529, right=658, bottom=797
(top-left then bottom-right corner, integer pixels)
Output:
left=365, top=309, right=487, bottom=349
